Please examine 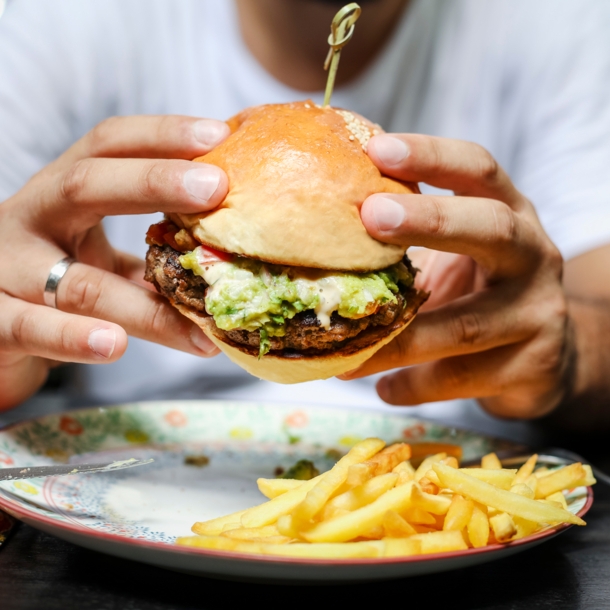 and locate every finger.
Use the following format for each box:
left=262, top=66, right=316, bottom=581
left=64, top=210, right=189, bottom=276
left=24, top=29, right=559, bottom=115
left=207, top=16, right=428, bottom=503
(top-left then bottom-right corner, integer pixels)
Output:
left=0, top=353, right=50, bottom=411
left=3, top=245, right=219, bottom=358
left=114, top=251, right=148, bottom=287
left=50, top=262, right=219, bottom=357
left=73, top=224, right=122, bottom=273
left=75, top=226, right=147, bottom=283
left=375, top=342, right=557, bottom=419
left=55, top=115, right=231, bottom=169
left=0, top=292, right=127, bottom=363
left=368, top=134, right=524, bottom=208
left=408, top=250, right=478, bottom=311
left=340, top=284, right=538, bottom=379
left=91, top=247, right=149, bottom=287
left=361, top=193, right=542, bottom=278
left=376, top=342, right=562, bottom=419
left=27, top=157, right=228, bottom=231
left=72, top=226, right=149, bottom=287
